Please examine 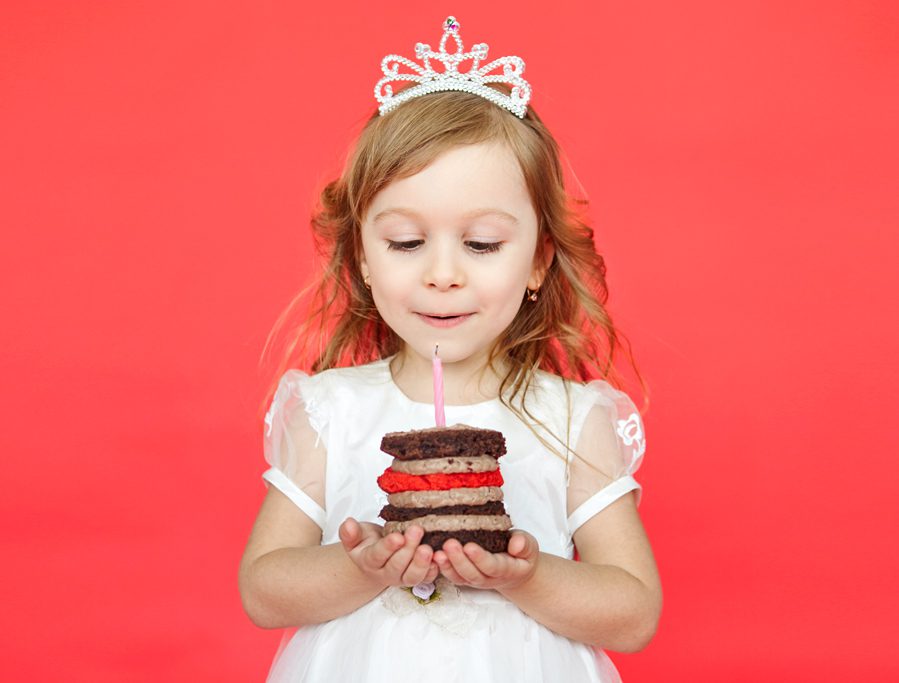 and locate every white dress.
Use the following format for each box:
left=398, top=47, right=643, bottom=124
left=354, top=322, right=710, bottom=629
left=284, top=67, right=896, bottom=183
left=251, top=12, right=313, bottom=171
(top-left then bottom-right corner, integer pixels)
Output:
left=259, top=357, right=647, bottom=683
